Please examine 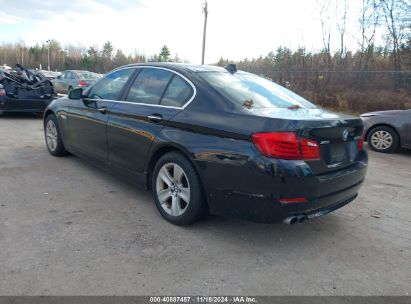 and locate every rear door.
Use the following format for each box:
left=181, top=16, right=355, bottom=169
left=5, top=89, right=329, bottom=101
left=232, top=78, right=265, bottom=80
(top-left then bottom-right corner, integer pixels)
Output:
left=107, top=67, right=195, bottom=174
left=65, top=68, right=135, bottom=162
